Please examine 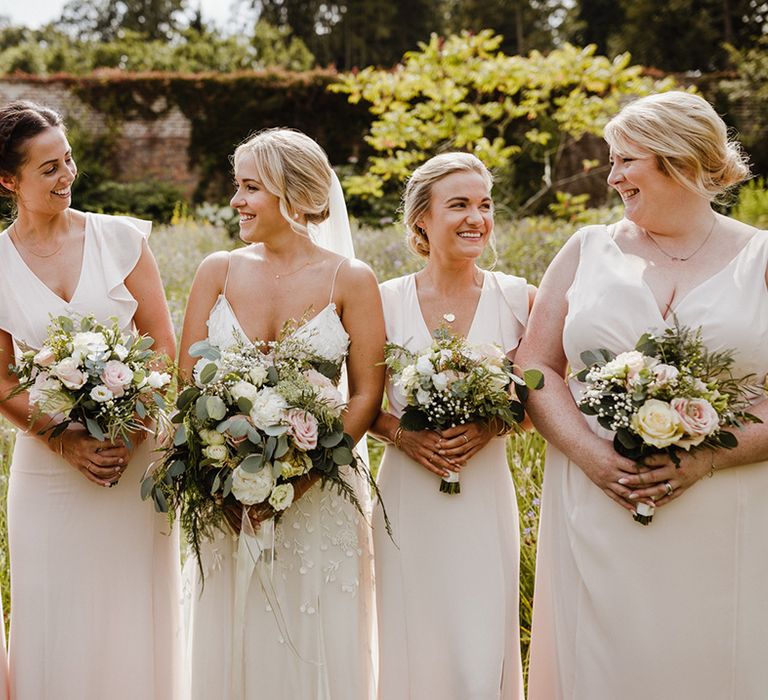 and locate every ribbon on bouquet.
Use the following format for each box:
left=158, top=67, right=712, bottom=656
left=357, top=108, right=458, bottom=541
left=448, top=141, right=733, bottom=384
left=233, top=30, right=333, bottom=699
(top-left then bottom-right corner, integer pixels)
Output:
left=230, top=508, right=322, bottom=698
